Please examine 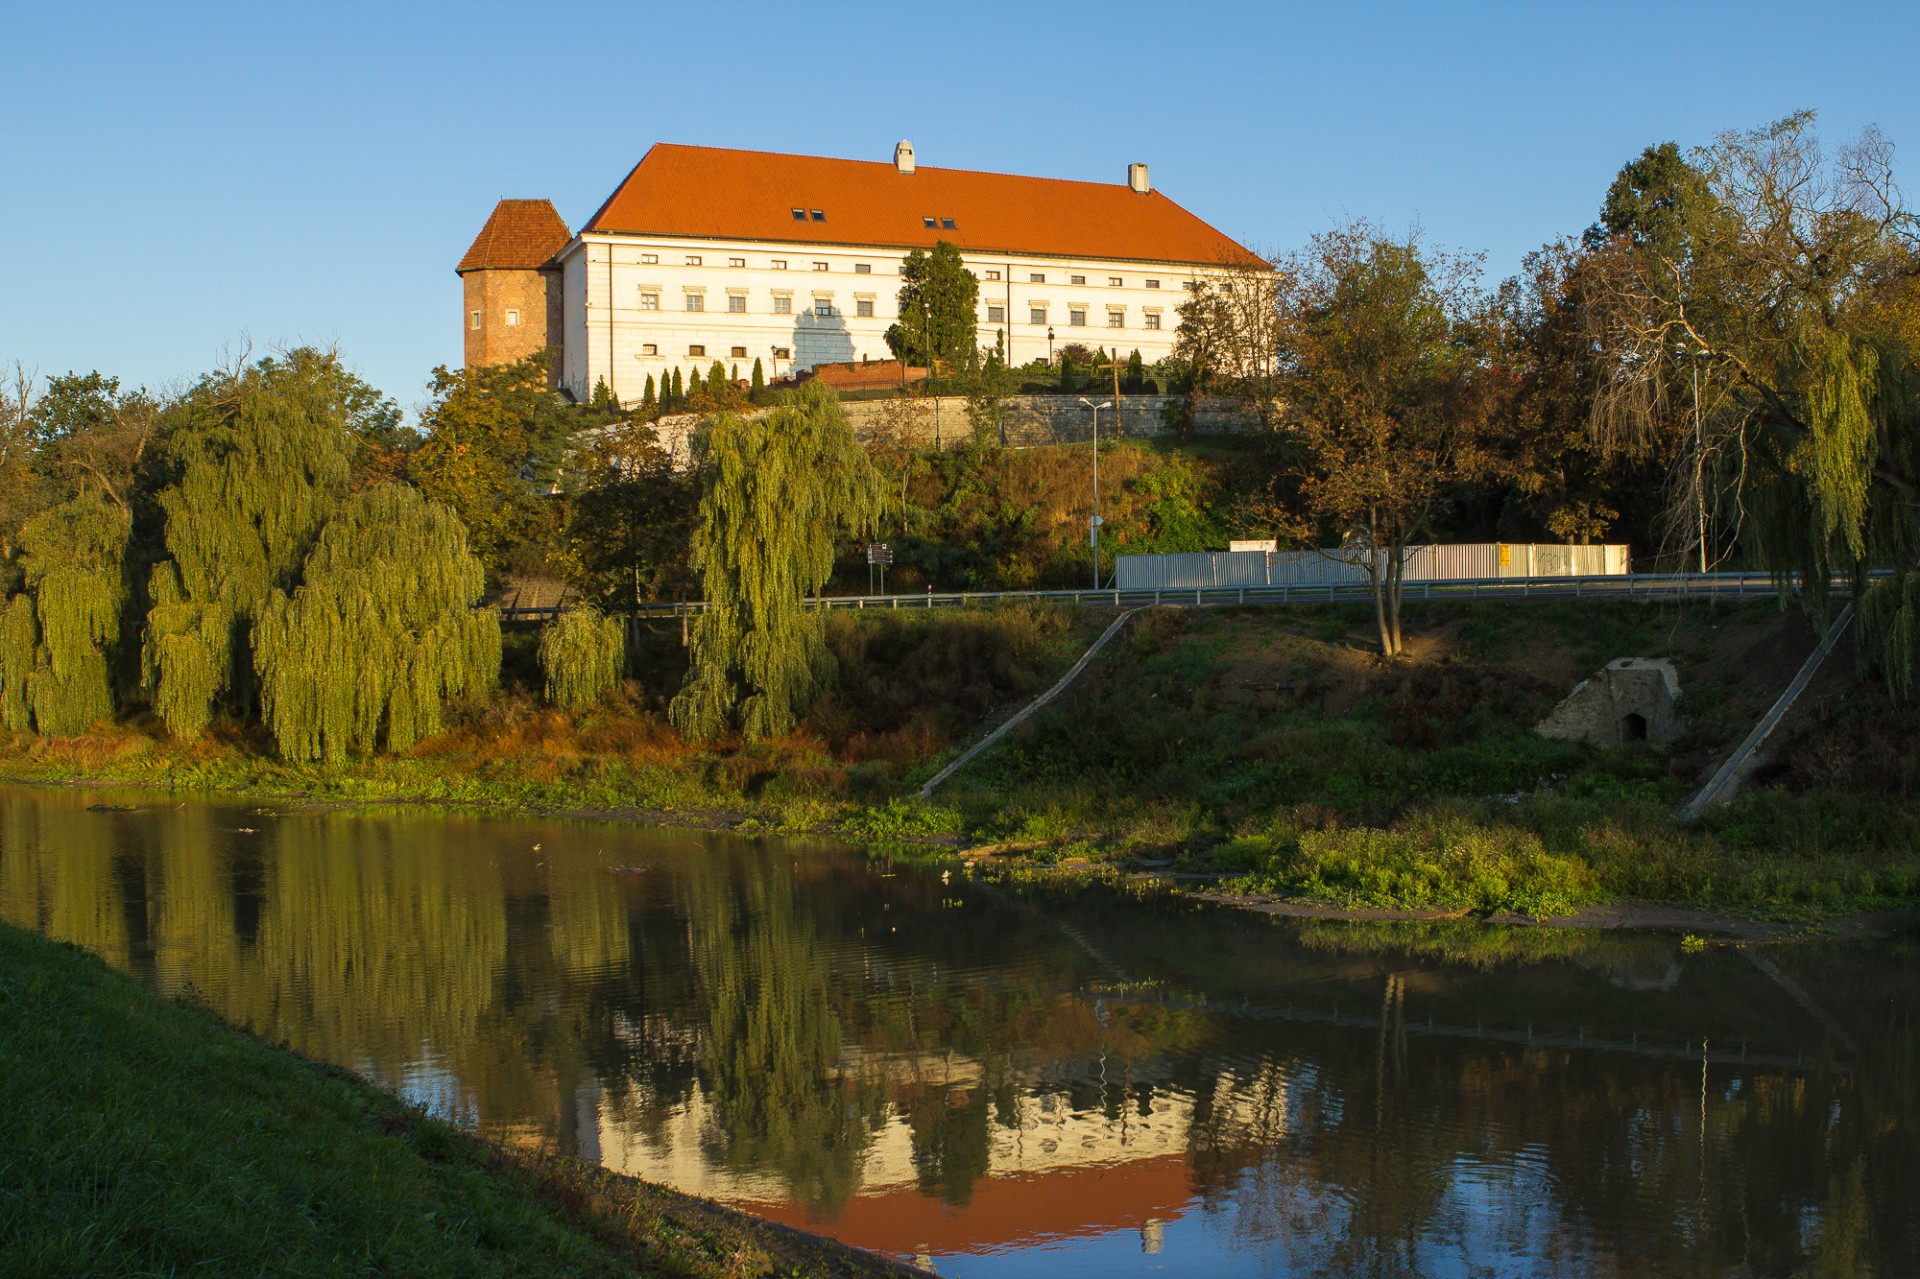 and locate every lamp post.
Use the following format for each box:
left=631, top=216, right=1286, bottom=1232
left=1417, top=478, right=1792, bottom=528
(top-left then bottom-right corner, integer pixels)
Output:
left=1047, top=326, right=1055, bottom=368
left=1080, top=397, right=1112, bottom=588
